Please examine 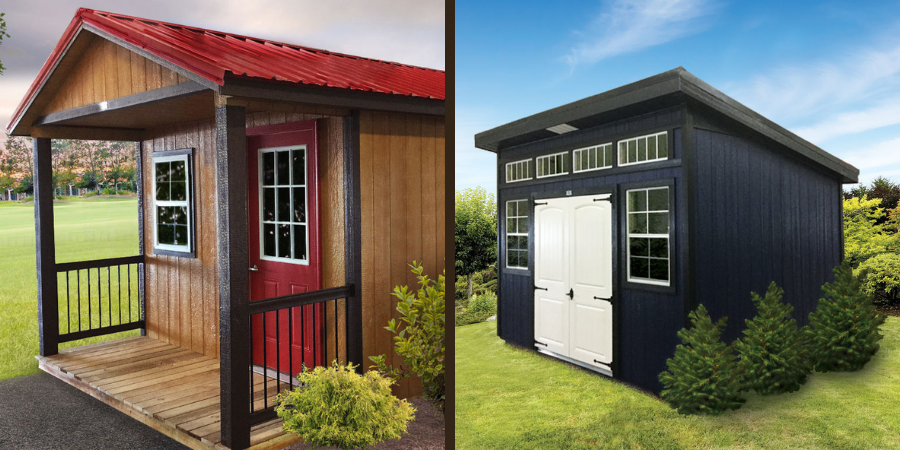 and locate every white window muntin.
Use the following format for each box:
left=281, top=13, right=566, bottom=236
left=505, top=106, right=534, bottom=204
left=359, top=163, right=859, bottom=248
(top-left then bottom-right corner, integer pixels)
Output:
left=618, top=131, right=669, bottom=167
left=505, top=159, right=533, bottom=183
left=506, top=199, right=528, bottom=269
left=573, top=142, right=613, bottom=173
left=626, top=187, right=670, bottom=286
left=536, top=152, right=568, bottom=179
left=153, top=153, right=192, bottom=253
left=258, top=145, right=310, bottom=265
